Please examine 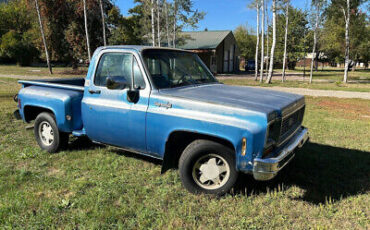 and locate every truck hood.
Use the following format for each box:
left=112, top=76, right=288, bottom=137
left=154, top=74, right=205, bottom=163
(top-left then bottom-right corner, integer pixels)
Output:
left=158, top=83, right=304, bottom=117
